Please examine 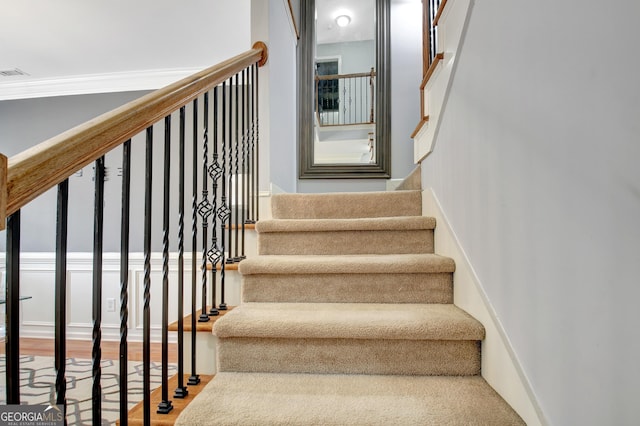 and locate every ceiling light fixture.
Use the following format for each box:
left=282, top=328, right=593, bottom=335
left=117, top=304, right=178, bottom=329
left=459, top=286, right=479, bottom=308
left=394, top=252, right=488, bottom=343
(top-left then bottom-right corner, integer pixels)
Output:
left=335, top=15, right=351, bottom=27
